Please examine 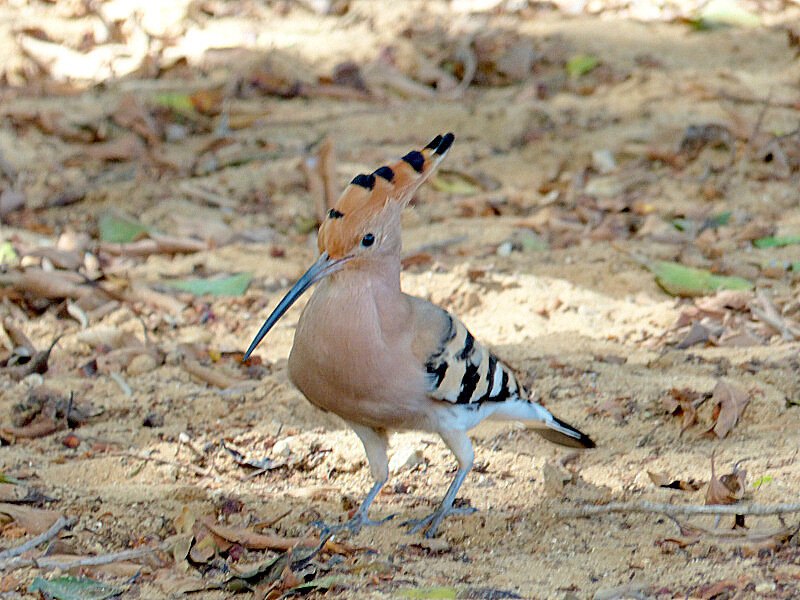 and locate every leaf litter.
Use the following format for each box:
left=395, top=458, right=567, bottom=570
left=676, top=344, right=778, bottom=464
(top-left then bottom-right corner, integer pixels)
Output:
left=0, top=0, right=798, bottom=598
